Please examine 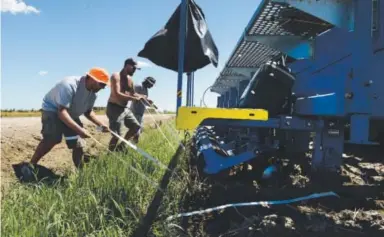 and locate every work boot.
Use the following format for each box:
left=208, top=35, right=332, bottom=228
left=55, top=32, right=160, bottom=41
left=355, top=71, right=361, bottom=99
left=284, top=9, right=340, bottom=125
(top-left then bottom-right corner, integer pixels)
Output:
left=132, top=135, right=139, bottom=144
left=115, top=143, right=128, bottom=153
